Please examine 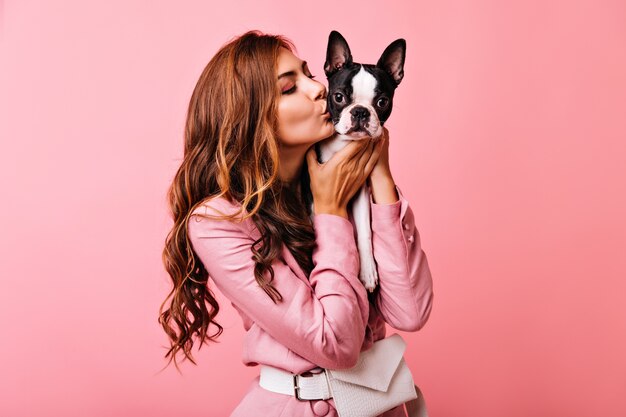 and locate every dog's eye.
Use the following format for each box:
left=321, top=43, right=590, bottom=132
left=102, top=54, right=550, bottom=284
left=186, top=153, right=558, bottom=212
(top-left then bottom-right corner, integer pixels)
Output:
left=333, top=93, right=344, bottom=104
left=377, top=97, right=389, bottom=108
